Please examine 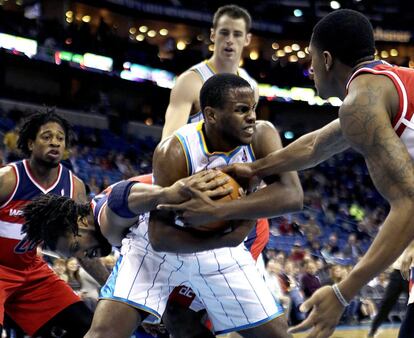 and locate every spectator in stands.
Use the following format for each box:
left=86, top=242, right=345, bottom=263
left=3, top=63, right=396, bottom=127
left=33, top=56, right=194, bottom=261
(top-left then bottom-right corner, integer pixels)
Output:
left=3, top=127, right=19, bottom=162
left=301, top=260, right=322, bottom=299
left=66, top=257, right=82, bottom=293
left=52, top=258, right=69, bottom=283
left=290, top=241, right=306, bottom=262
left=315, top=259, right=332, bottom=286
left=321, top=233, right=340, bottom=257
left=265, top=260, right=290, bottom=310
left=88, top=176, right=100, bottom=196
left=343, top=233, right=363, bottom=259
